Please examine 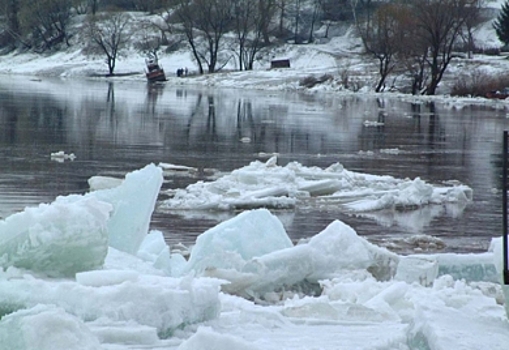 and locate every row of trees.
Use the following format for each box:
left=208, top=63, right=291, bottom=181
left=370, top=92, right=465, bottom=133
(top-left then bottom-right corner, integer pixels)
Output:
left=0, top=0, right=504, bottom=95
left=0, top=0, right=377, bottom=70
left=0, top=0, right=155, bottom=51
left=358, top=0, right=489, bottom=95
left=0, top=0, right=75, bottom=51
left=143, top=0, right=376, bottom=74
